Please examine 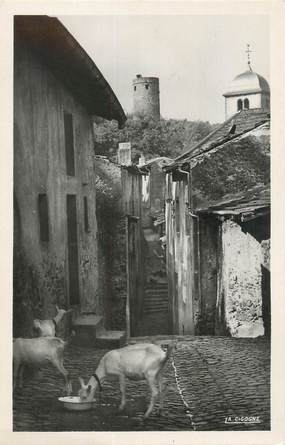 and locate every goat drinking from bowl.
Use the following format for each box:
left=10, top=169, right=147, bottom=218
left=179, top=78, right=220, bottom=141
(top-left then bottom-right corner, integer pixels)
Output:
left=78, top=342, right=175, bottom=418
